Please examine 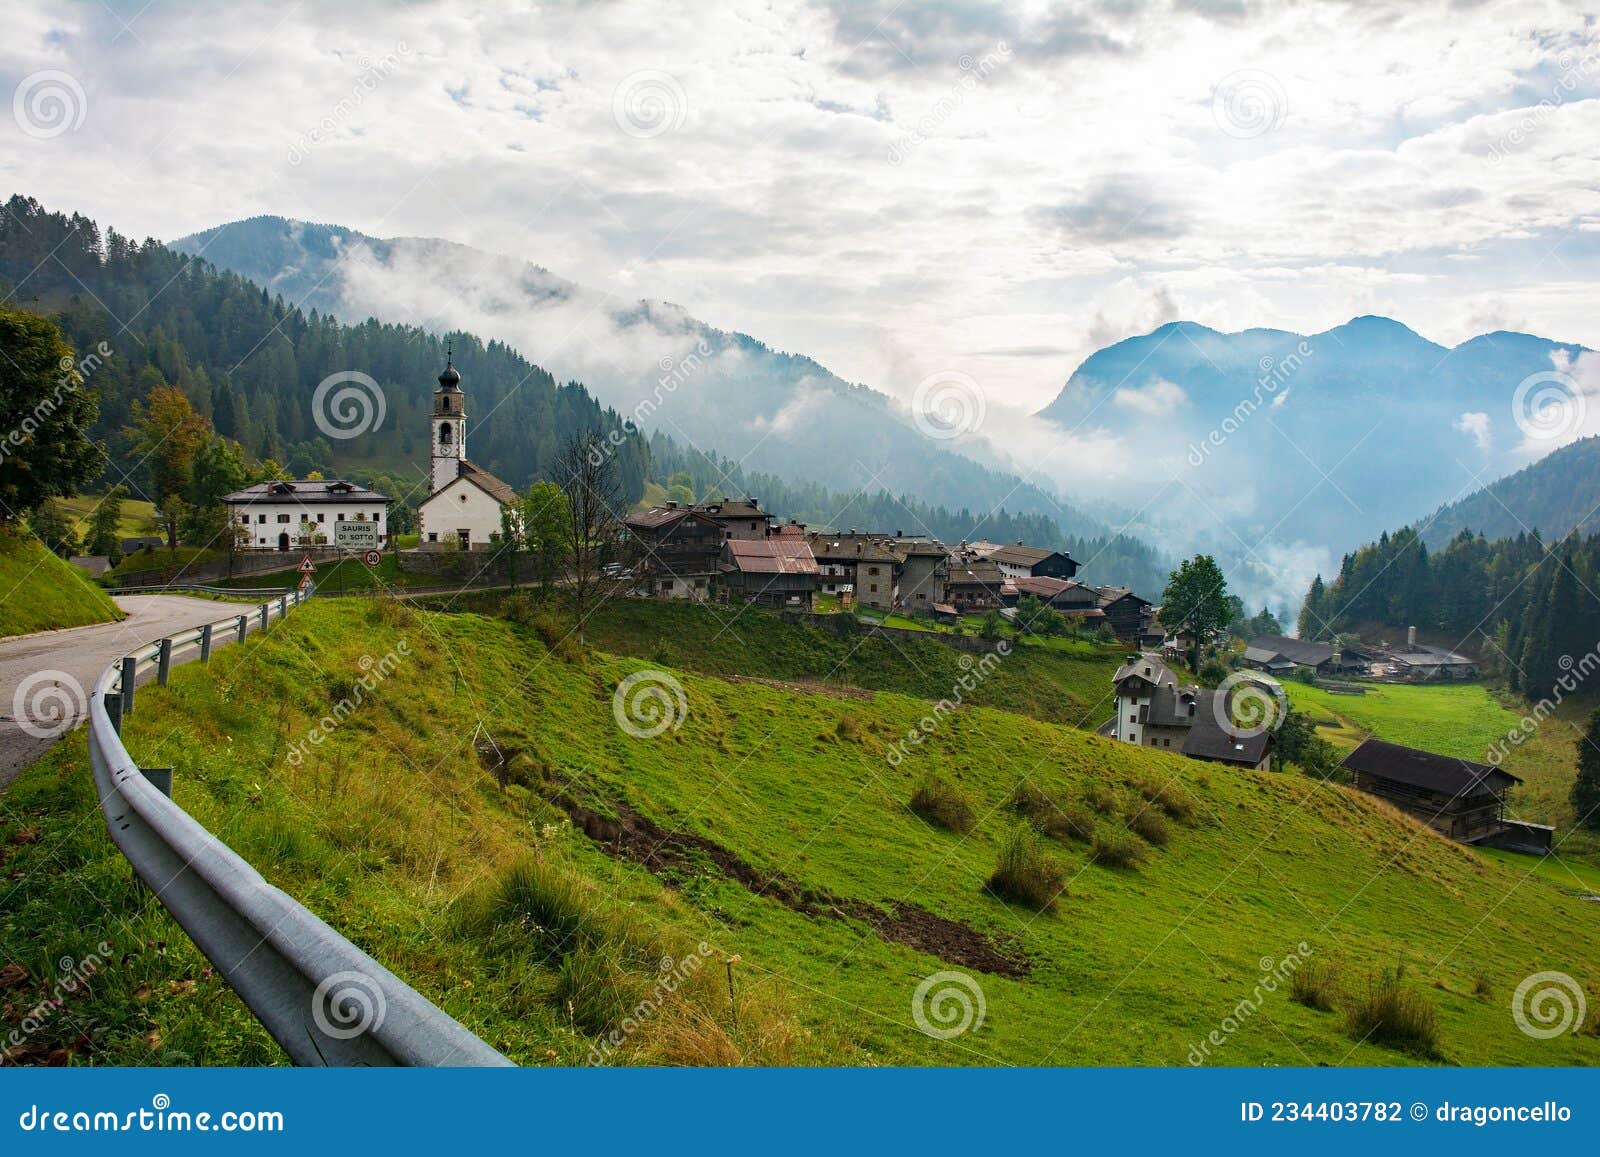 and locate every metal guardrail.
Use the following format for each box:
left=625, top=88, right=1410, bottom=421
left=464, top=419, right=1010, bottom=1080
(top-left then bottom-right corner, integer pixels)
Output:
left=86, top=586, right=512, bottom=1067
left=108, top=582, right=296, bottom=597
